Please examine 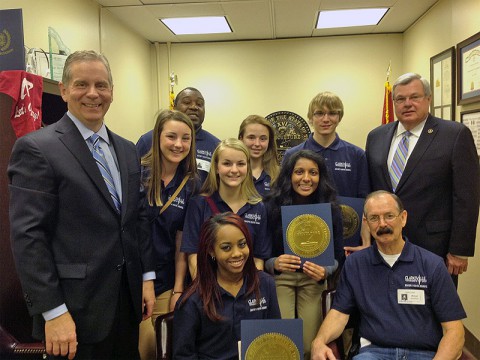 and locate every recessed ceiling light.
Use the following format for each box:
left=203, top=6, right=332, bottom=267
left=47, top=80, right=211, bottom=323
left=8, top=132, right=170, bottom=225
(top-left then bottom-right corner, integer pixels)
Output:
left=160, top=16, right=232, bottom=35
left=316, top=8, right=389, bottom=29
